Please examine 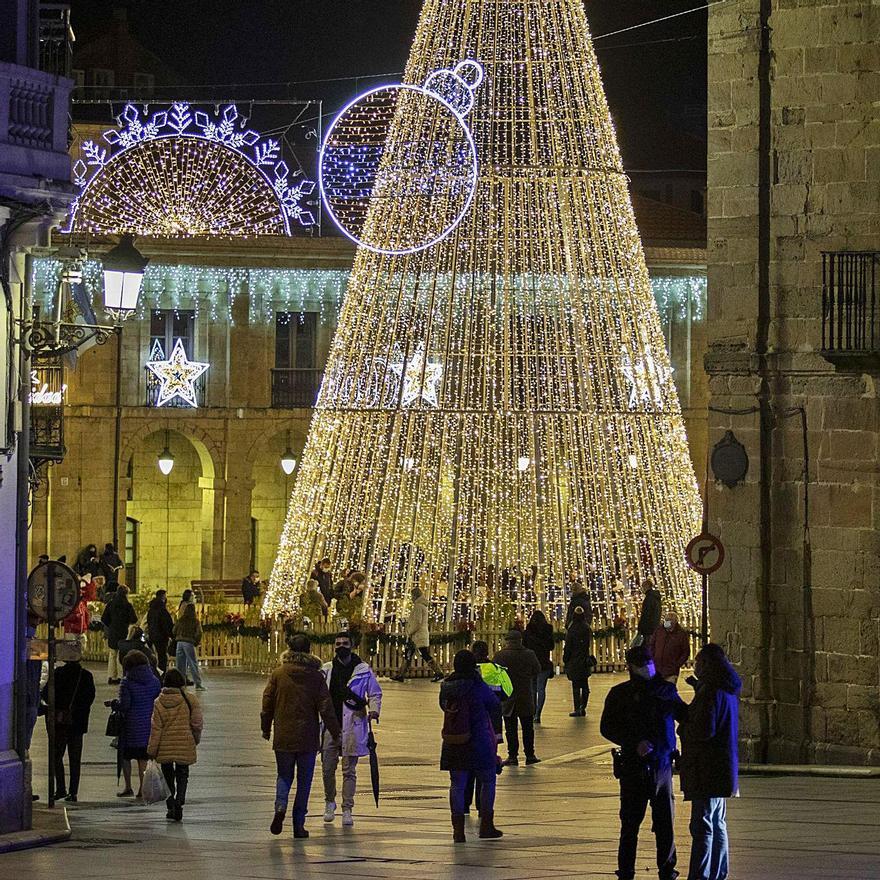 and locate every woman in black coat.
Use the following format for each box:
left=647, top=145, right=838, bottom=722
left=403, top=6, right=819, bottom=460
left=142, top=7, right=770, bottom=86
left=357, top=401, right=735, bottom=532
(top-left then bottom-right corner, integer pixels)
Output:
left=562, top=606, right=593, bottom=717
left=524, top=609, right=555, bottom=724
left=679, top=643, right=742, bottom=880
left=42, top=659, right=96, bottom=802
